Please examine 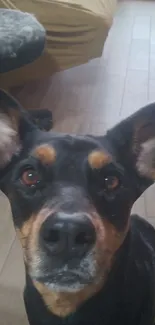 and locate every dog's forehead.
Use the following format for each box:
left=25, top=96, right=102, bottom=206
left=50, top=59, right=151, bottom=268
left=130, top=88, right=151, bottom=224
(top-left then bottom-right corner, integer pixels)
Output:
left=31, top=132, right=111, bottom=162
left=45, top=132, right=101, bottom=150
left=26, top=131, right=114, bottom=174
